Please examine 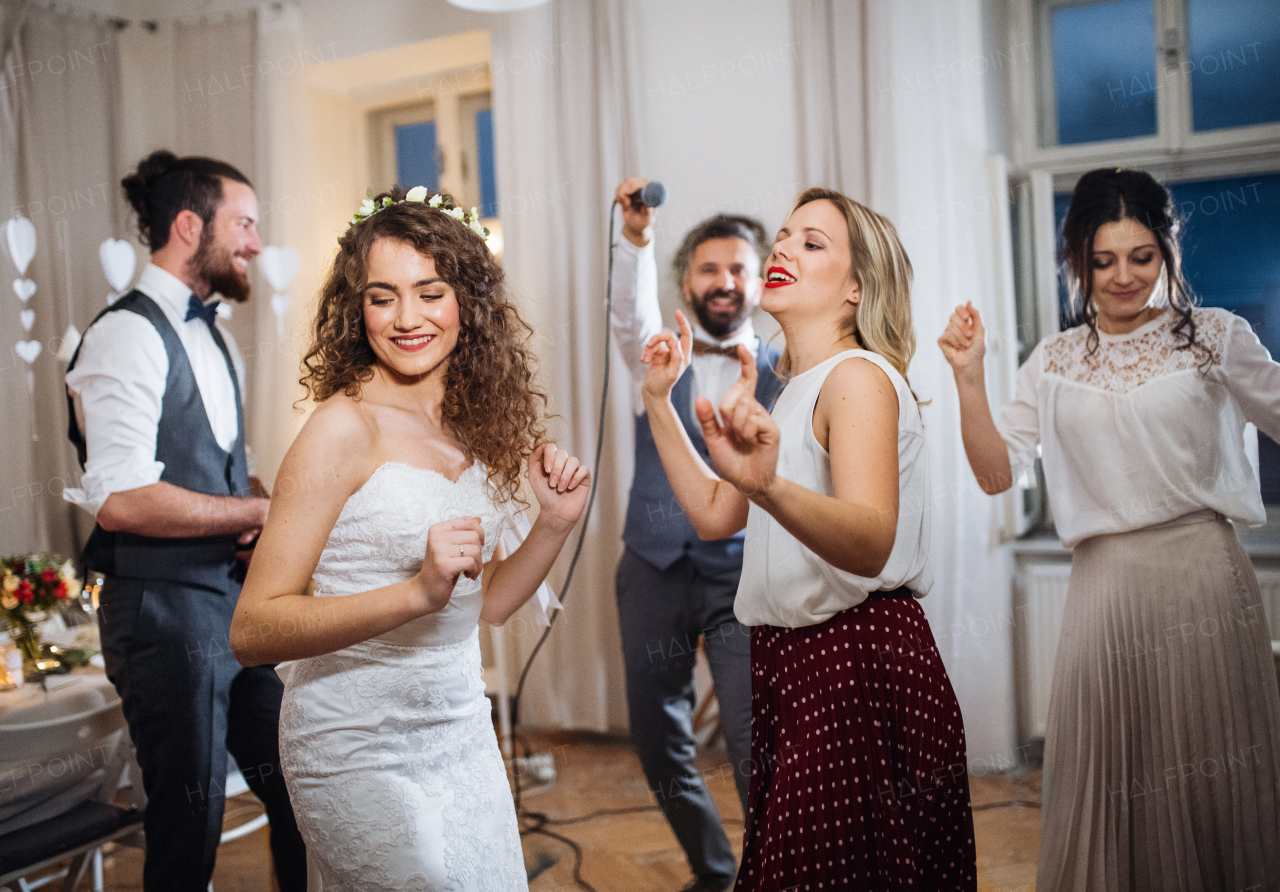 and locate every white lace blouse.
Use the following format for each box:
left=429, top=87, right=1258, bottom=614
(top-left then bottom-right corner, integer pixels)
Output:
left=999, top=307, right=1280, bottom=548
